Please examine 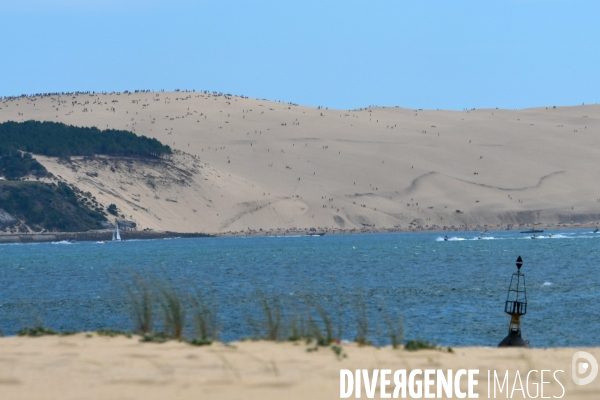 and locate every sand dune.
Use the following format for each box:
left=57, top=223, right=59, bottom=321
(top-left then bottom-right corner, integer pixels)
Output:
left=0, top=334, right=597, bottom=400
left=2, top=92, right=600, bottom=233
